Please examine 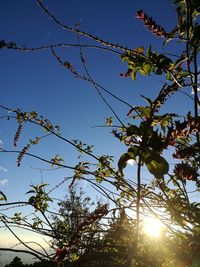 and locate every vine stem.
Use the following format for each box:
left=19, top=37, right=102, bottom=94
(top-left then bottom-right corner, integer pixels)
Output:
left=136, top=156, right=142, bottom=242
left=126, top=156, right=142, bottom=267
left=193, top=46, right=199, bottom=142
left=0, top=218, right=48, bottom=259
left=36, top=0, right=130, bottom=52
left=185, top=0, right=199, bottom=142
left=75, top=29, right=125, bottom=127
